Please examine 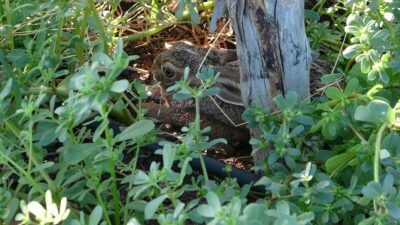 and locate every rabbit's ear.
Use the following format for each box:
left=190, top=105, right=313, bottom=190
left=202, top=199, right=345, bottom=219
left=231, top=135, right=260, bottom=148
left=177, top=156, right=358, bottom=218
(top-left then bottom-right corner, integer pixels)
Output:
left=213, top=49, right=238, bottom=64
left=211, top=66, right=243, bottom=106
